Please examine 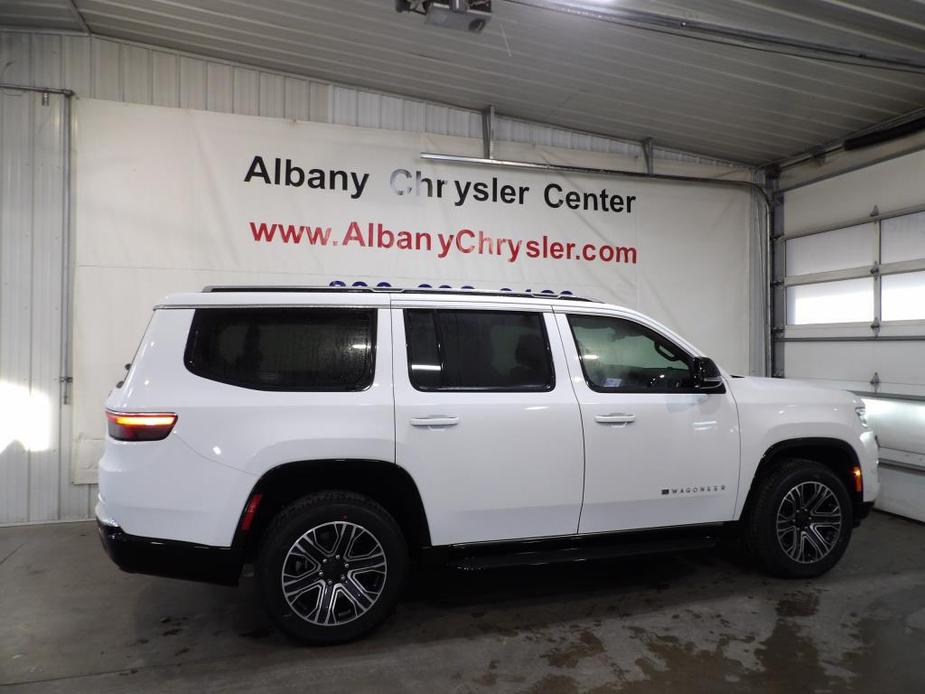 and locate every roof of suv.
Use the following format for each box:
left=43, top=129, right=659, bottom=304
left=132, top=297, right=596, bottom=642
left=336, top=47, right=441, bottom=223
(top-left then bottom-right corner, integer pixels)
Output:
left=153, top=286, right=705, bottom=358
left=155, top=286, right=619, bottom=310
left=203, top=286, right=599, bottom=302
